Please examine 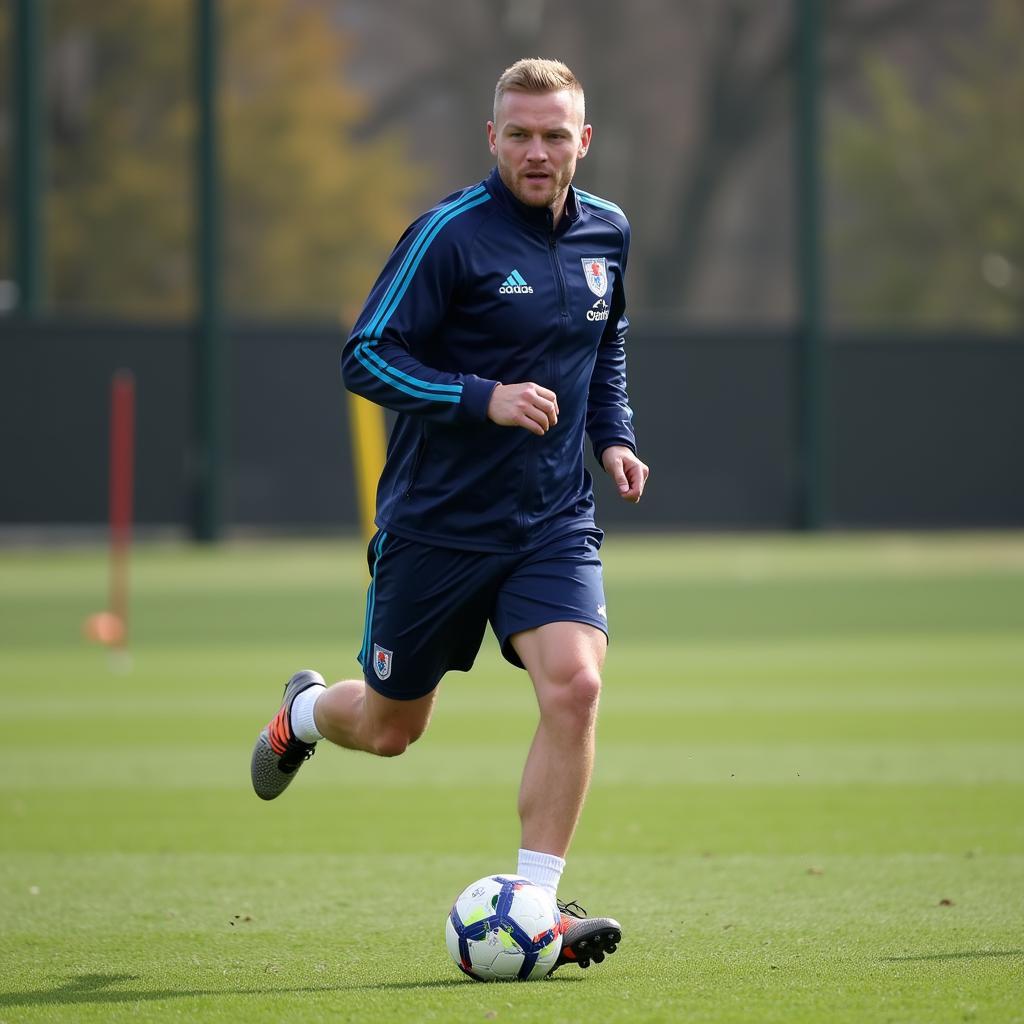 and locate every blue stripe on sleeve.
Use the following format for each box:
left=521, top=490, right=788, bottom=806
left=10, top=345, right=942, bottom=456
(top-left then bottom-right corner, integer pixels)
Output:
left=368, top=192, right=491, bottom=338
left=352, top=344, right=461, bottom=403
left=357, top=342, right=462, bottom=393
left=363, top=184, right=487, bottom=338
